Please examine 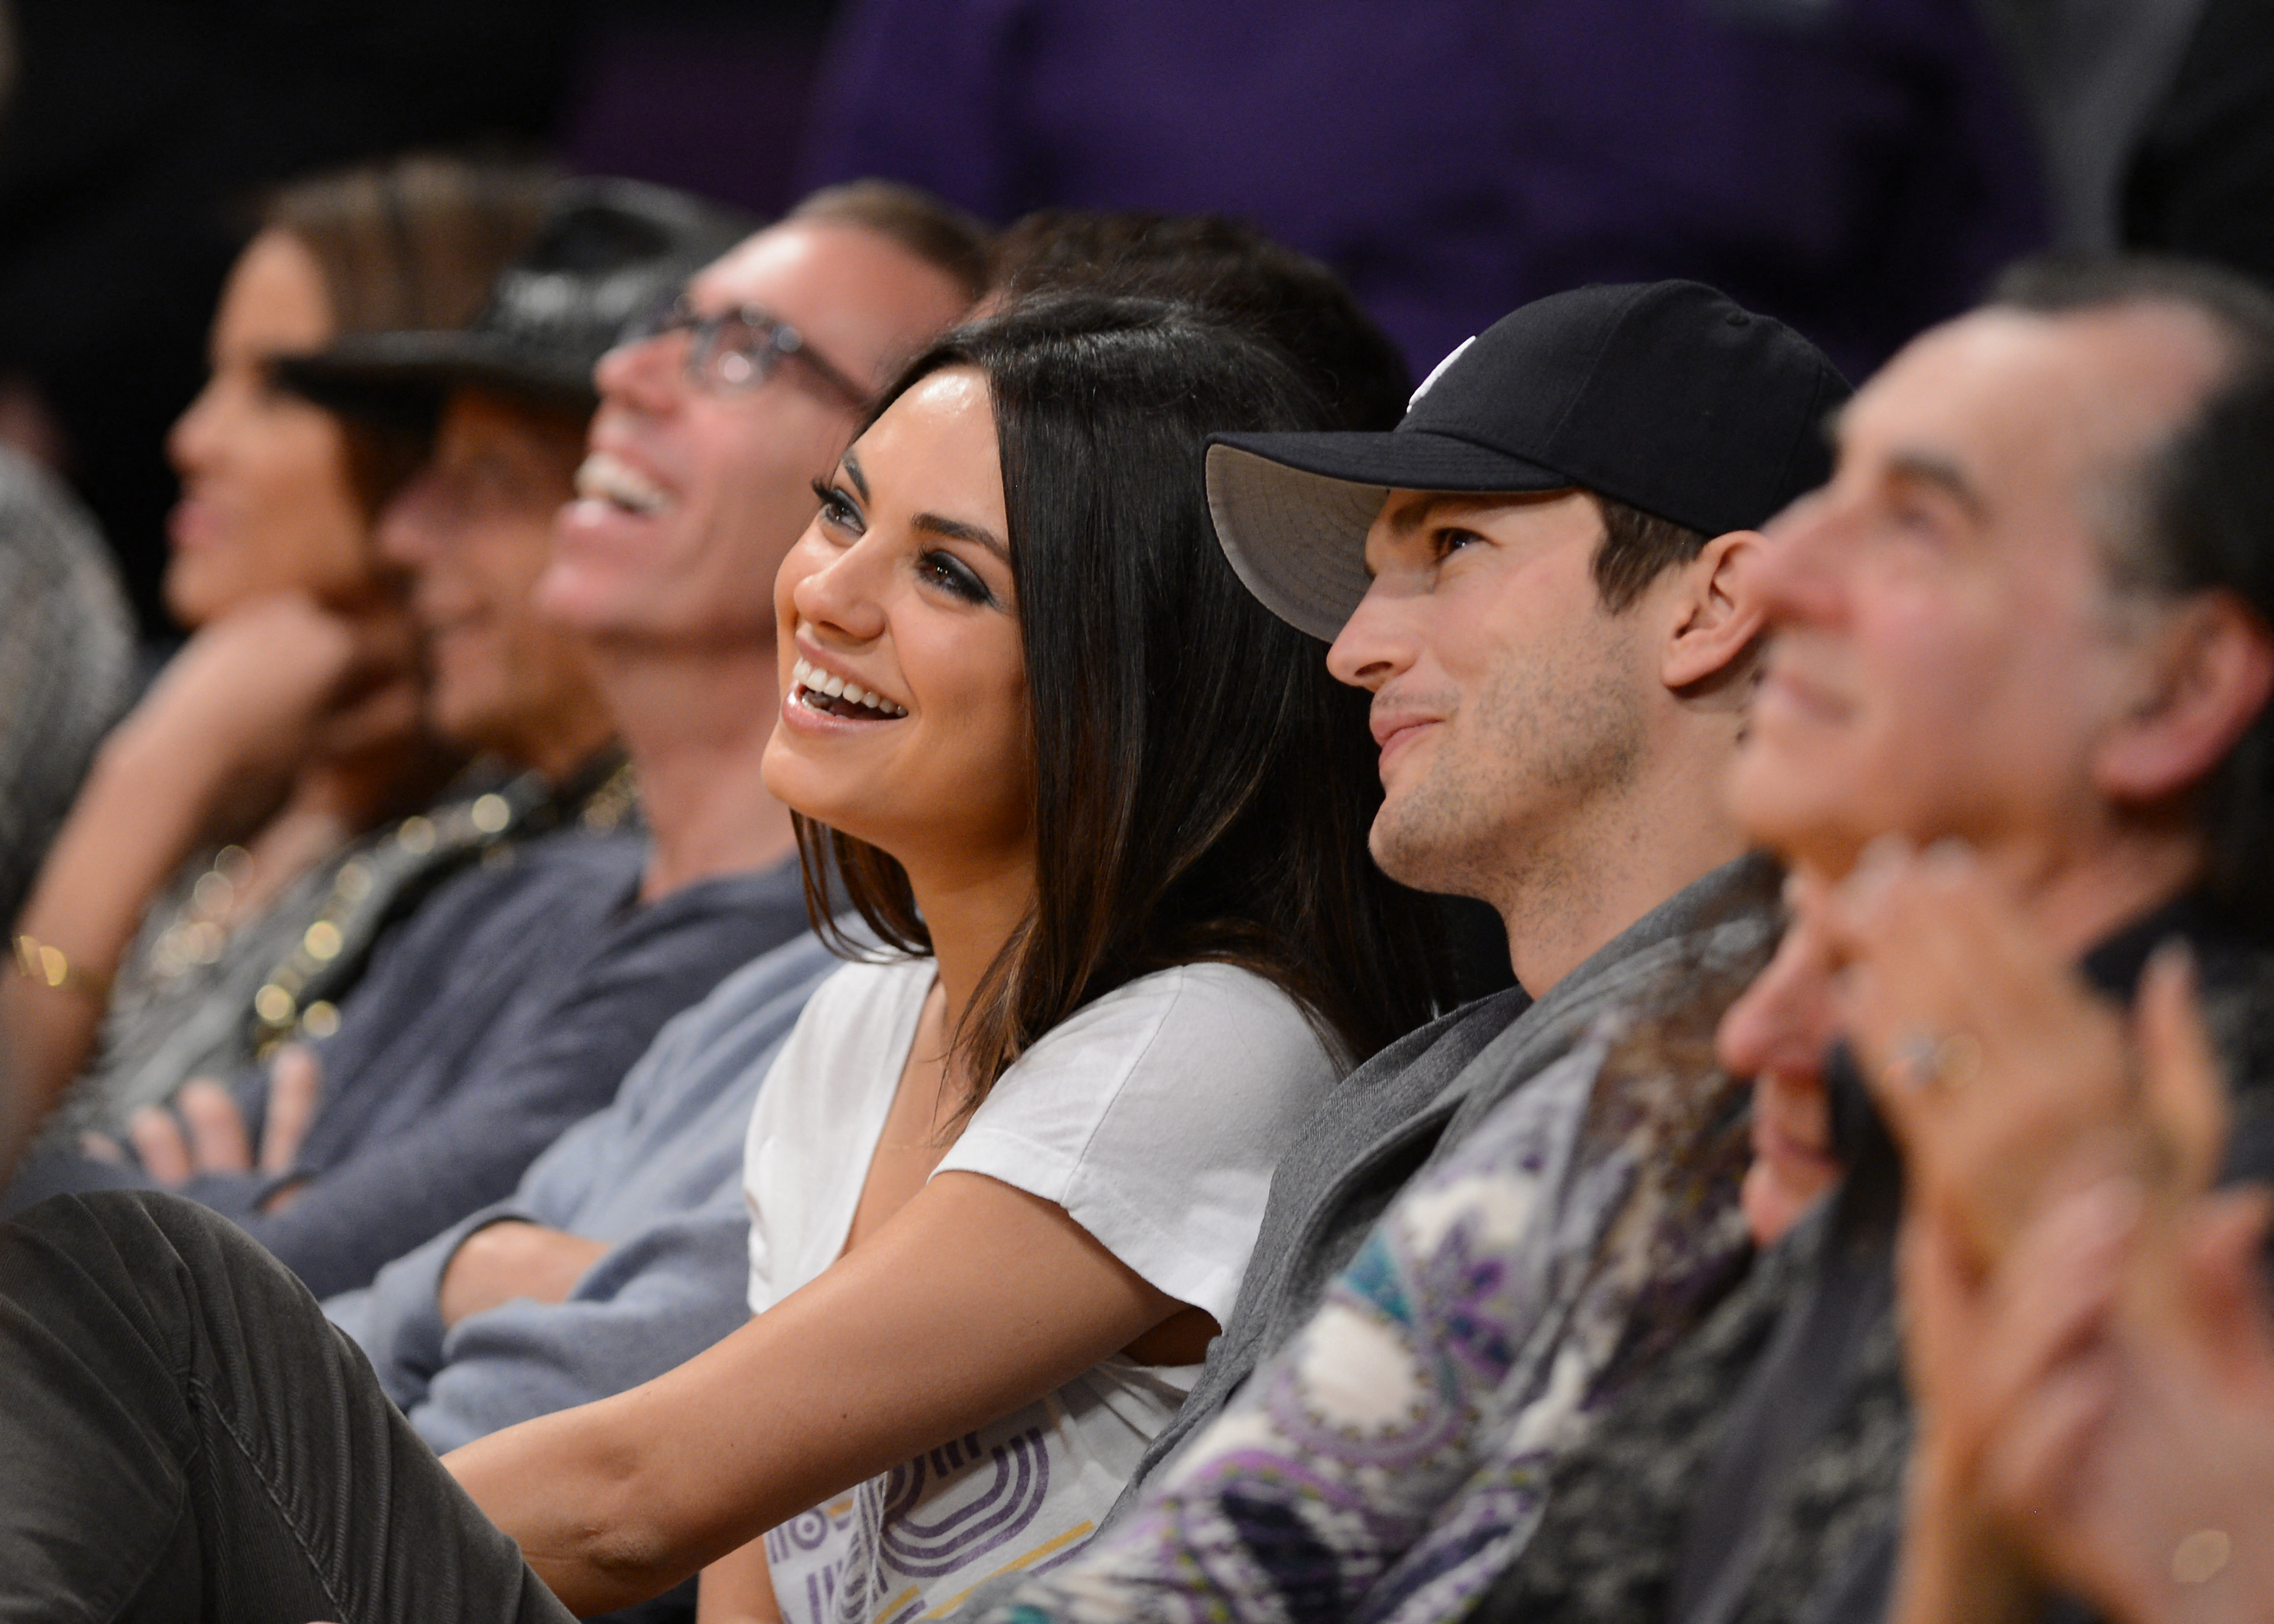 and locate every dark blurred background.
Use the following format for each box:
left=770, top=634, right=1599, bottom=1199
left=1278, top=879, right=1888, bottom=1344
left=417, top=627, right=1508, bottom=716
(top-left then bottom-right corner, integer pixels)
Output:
left=0, top=0, right=2265, bottom=643
left=0, top=0, right=838, bottom=638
